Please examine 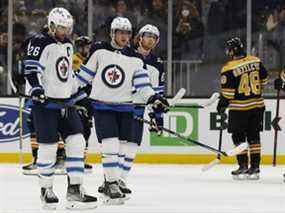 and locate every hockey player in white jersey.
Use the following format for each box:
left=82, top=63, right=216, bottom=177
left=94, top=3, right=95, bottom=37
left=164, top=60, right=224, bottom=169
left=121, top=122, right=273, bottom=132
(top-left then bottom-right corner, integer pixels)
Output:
left=23, top=7, right=97, bottom=210
left=76, top=17, right=169, bottom=204
left=114, top=24, right=165, bottom=196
